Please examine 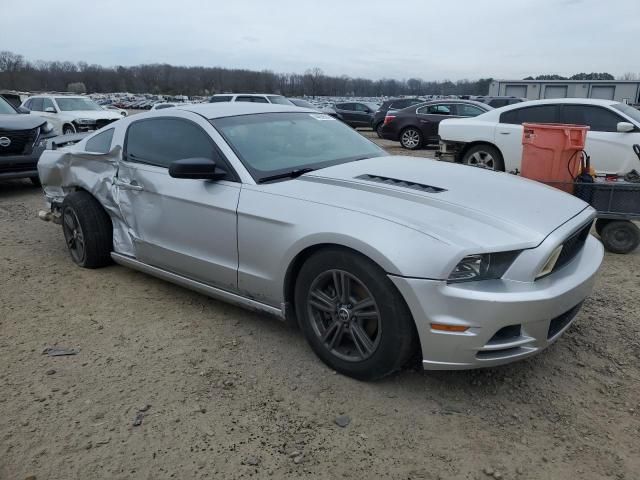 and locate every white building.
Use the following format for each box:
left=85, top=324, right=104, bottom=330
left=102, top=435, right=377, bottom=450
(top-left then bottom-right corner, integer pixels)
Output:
left=488, top=80, right=640, bottom=104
